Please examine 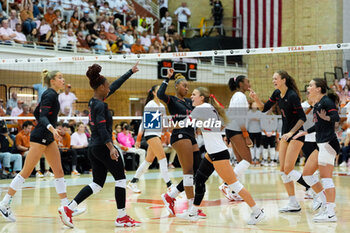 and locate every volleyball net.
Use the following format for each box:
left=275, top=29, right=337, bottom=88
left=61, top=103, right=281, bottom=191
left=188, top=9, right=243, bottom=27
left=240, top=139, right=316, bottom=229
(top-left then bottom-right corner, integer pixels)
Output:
left=1, top=43, right=350, bottom=127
